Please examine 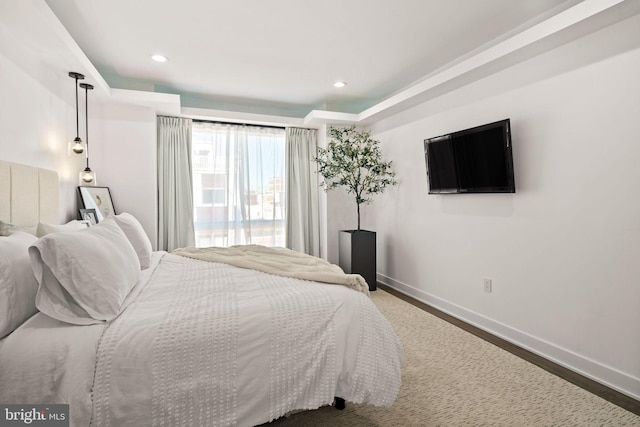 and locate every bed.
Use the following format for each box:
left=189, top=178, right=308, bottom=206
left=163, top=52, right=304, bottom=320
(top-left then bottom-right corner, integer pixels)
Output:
left=0, top=161, right=404, bottom=427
